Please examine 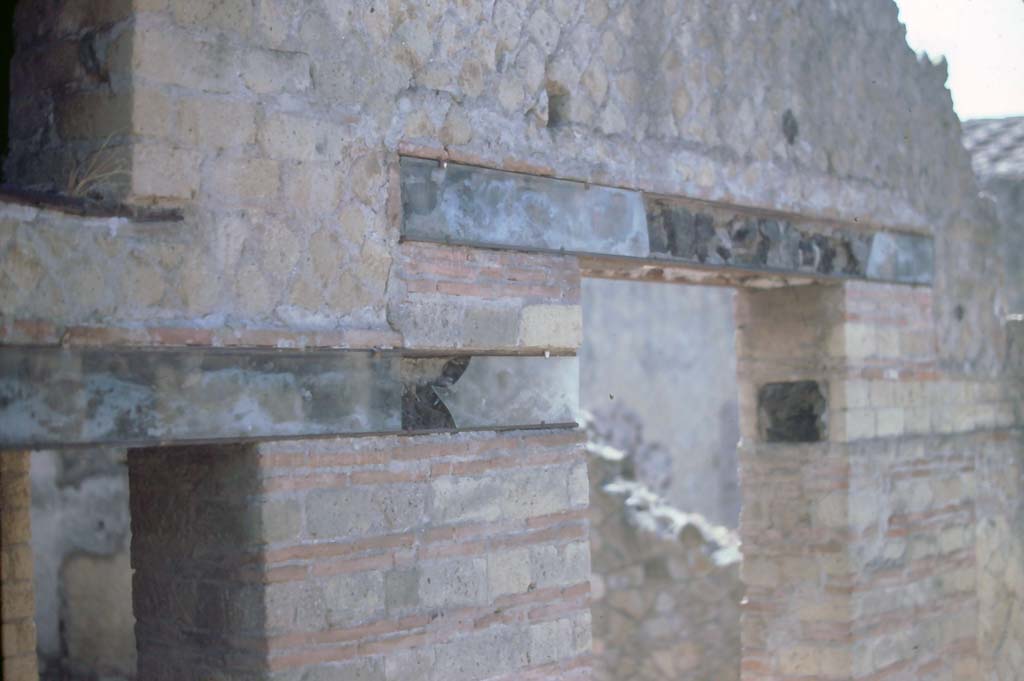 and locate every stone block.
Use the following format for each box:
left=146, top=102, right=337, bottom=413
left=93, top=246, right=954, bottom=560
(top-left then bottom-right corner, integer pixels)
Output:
left=131, top=143, right=201, bottom=200
left=385, top=566, right=420, bottom=612
left=133, top=86, right=175, bottom=138
left=499, top=467, right=572, bottom=520
left=843, top=323, right=877, bottom=359
left=306, top=485, right=428, bottom=540
left=568, top=462, right=589, bottom=507
left=518, top=304, right=583, bottom=349
left=487, top=548, right=532, bottom=597
left=0, top=581, right=35, bottom=620
left=264, top=580, right=325, bottom=633
left=875, top=407, right=904, bottom=437
left=133, top=26, right=239, bottom=92
left=530, top=542, right=590, bottom=589
left=56, top=90, right=132, bottom=141
left=384, top=648, right=435, bottom=681
left=242, top=47, right=311, bottom=94
left=272, top=659, right=386, bottom=681
left=282, top=163, right=342, bottom=213
left=207, top=157, right=281, bottom=202
left=463, top=305, right=522, bottom=348
left=62, top=551, right=136, bottom=677
left=430, top=476, right=503, bottom=524
left=432, top=625, right=528, bottom=681
left=0, top=545, right=34, bottom=583
left=178, top=97, right=257, bottom=149
left=528, top=618, right=575, bottom=666
left=778, top=646, right=821, bottom=676
left=258, top=112, right=324, bottom=160
left=173, top=0, right=253, bottom=33
left=418, top=557, right=488, bottom=608
left=323, top=570, right=386, bottom=627
left=1, top=616, right=36, bottom=656
left=0, top=654, right=38, bottom=681
left=260, top=499, right=302, bottom=544
left=840, top=409, right=875, bottom=441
